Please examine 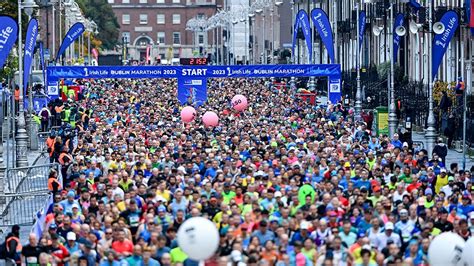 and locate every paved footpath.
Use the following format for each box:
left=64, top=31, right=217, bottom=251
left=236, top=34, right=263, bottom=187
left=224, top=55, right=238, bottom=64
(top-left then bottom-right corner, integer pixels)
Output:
left=412, top=132, right=474, bottom=170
